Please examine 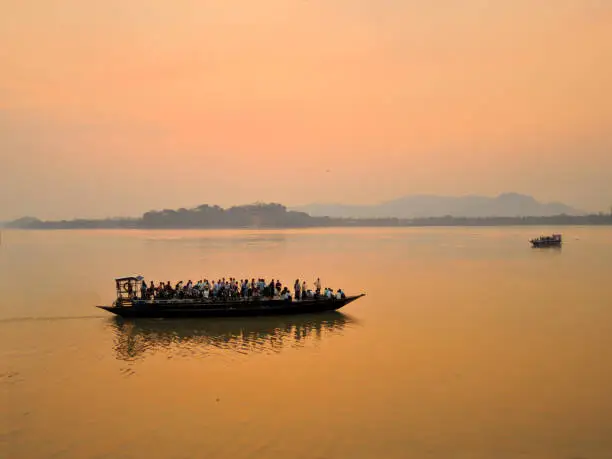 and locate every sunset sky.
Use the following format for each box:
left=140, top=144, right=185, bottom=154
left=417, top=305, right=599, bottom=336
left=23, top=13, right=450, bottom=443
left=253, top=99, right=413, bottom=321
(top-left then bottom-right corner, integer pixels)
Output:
left=1, top=0, right=611, bottom=220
